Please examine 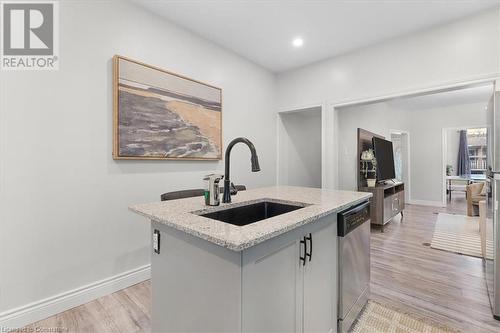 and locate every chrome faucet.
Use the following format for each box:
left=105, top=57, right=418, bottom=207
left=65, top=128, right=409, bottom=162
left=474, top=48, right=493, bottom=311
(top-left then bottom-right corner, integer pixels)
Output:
left=223, top=137, right=261, bottom=203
